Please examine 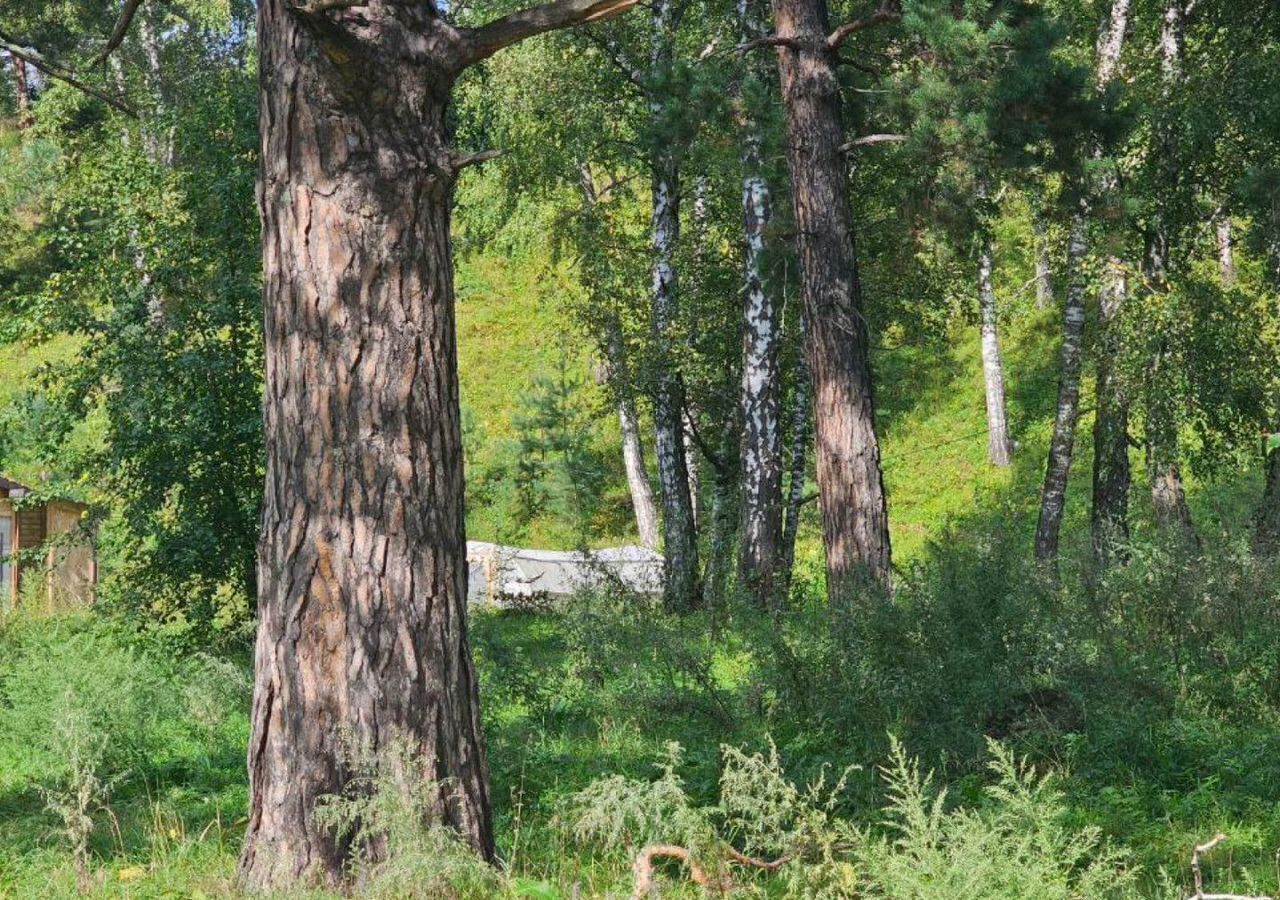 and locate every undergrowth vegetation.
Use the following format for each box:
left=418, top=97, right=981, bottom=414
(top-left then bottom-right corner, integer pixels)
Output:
left=4, top=525, right=1279, bottom=898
